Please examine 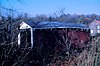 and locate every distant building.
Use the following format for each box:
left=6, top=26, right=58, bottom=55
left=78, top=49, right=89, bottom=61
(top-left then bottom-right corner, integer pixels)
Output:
left=89, top=20, right=100, bottom=36
left=18, top=21, right=90, bottom=48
